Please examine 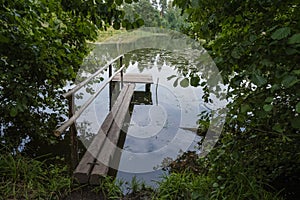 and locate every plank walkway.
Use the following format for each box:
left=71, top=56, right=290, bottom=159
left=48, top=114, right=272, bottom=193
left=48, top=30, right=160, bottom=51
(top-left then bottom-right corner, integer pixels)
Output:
left=112, top=73, right=153, bottom=84
left=74, top=83, right=135, bottom=184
